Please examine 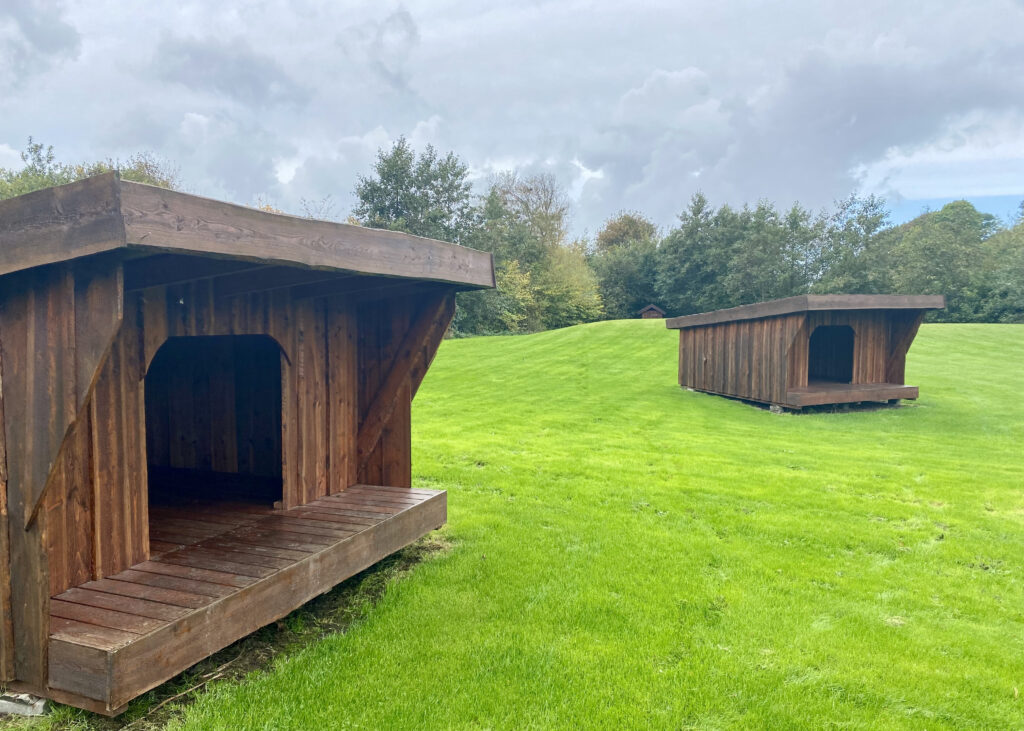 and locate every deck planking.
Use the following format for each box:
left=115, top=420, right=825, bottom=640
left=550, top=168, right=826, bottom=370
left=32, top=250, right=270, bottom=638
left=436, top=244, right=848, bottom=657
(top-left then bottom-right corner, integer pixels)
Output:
left=47, top=485, right=446, bottom=715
